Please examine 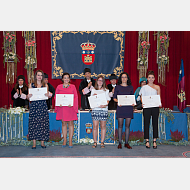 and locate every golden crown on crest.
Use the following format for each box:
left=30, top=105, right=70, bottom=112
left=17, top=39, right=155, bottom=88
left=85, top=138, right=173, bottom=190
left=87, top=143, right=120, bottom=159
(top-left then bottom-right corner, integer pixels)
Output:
left=80, top=40, right=96, bottom=50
